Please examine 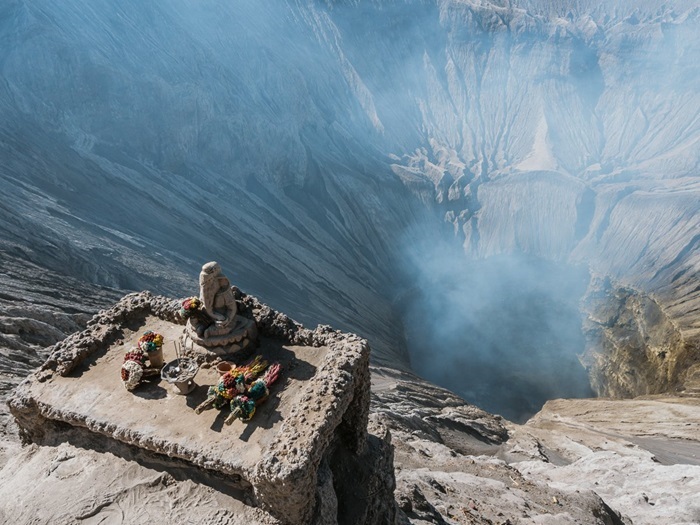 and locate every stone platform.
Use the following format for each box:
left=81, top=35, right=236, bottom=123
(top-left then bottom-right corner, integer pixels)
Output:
left=9, top=291, right=384, bottom=525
